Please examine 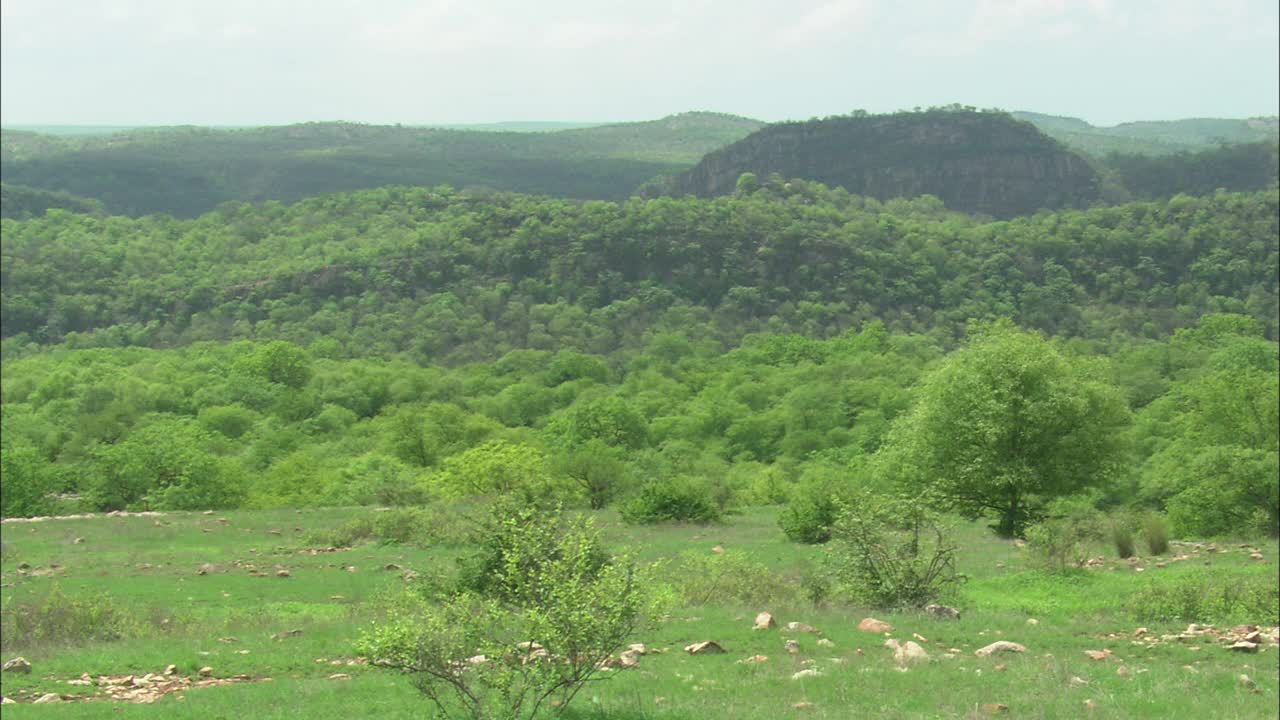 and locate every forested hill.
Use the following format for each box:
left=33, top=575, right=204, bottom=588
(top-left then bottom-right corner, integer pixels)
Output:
left=0, top=112, right=762, bottom=218
left=1012, top=111, right=1280, bottom=156
left=663, top=109, right=1101, bottom=218
left=3, top=184, right=1275, bottom=363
